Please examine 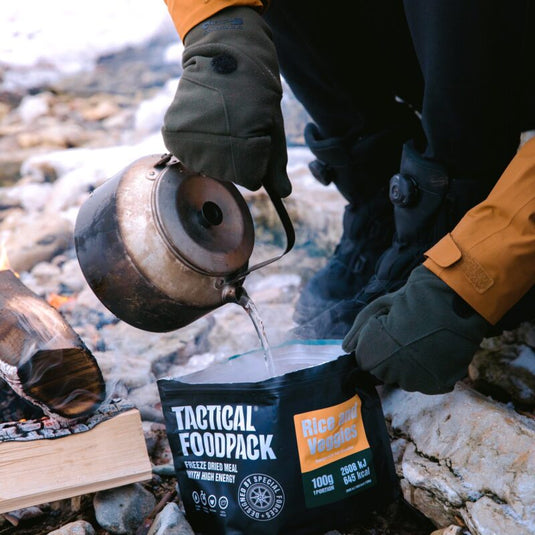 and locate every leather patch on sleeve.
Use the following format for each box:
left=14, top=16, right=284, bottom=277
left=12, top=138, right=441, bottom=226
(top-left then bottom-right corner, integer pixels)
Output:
left=458, top=251, right=494, bottom=294
left=425, top=233, right=494, bottom=294
left=424, top=233, right=462, bottom=267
